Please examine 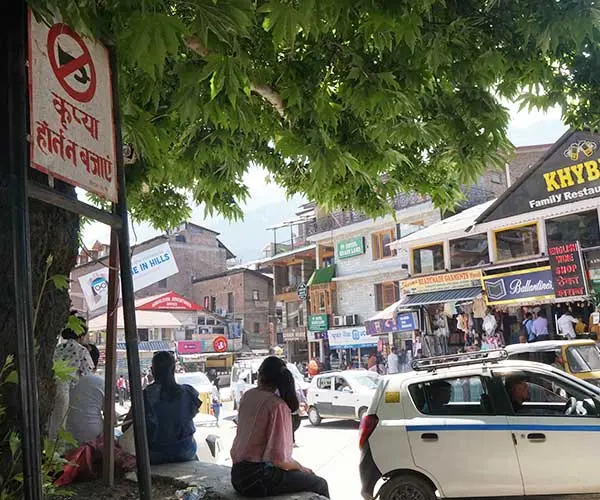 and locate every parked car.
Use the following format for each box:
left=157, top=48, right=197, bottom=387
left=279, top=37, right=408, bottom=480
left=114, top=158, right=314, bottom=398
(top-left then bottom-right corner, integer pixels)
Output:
left=307, top=370, right=378, bottom=425
left=505, top=339, right=600, bottom=386
left=231, top=357, right=309, bottom=413
left=359, top=349, right=600, bottom=500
